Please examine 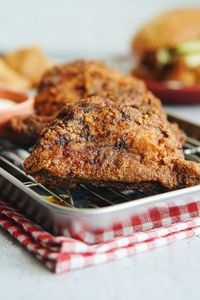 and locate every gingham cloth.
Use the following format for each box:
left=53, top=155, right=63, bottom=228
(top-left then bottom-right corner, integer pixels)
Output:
left=1, top=199, right=200, bottom=274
